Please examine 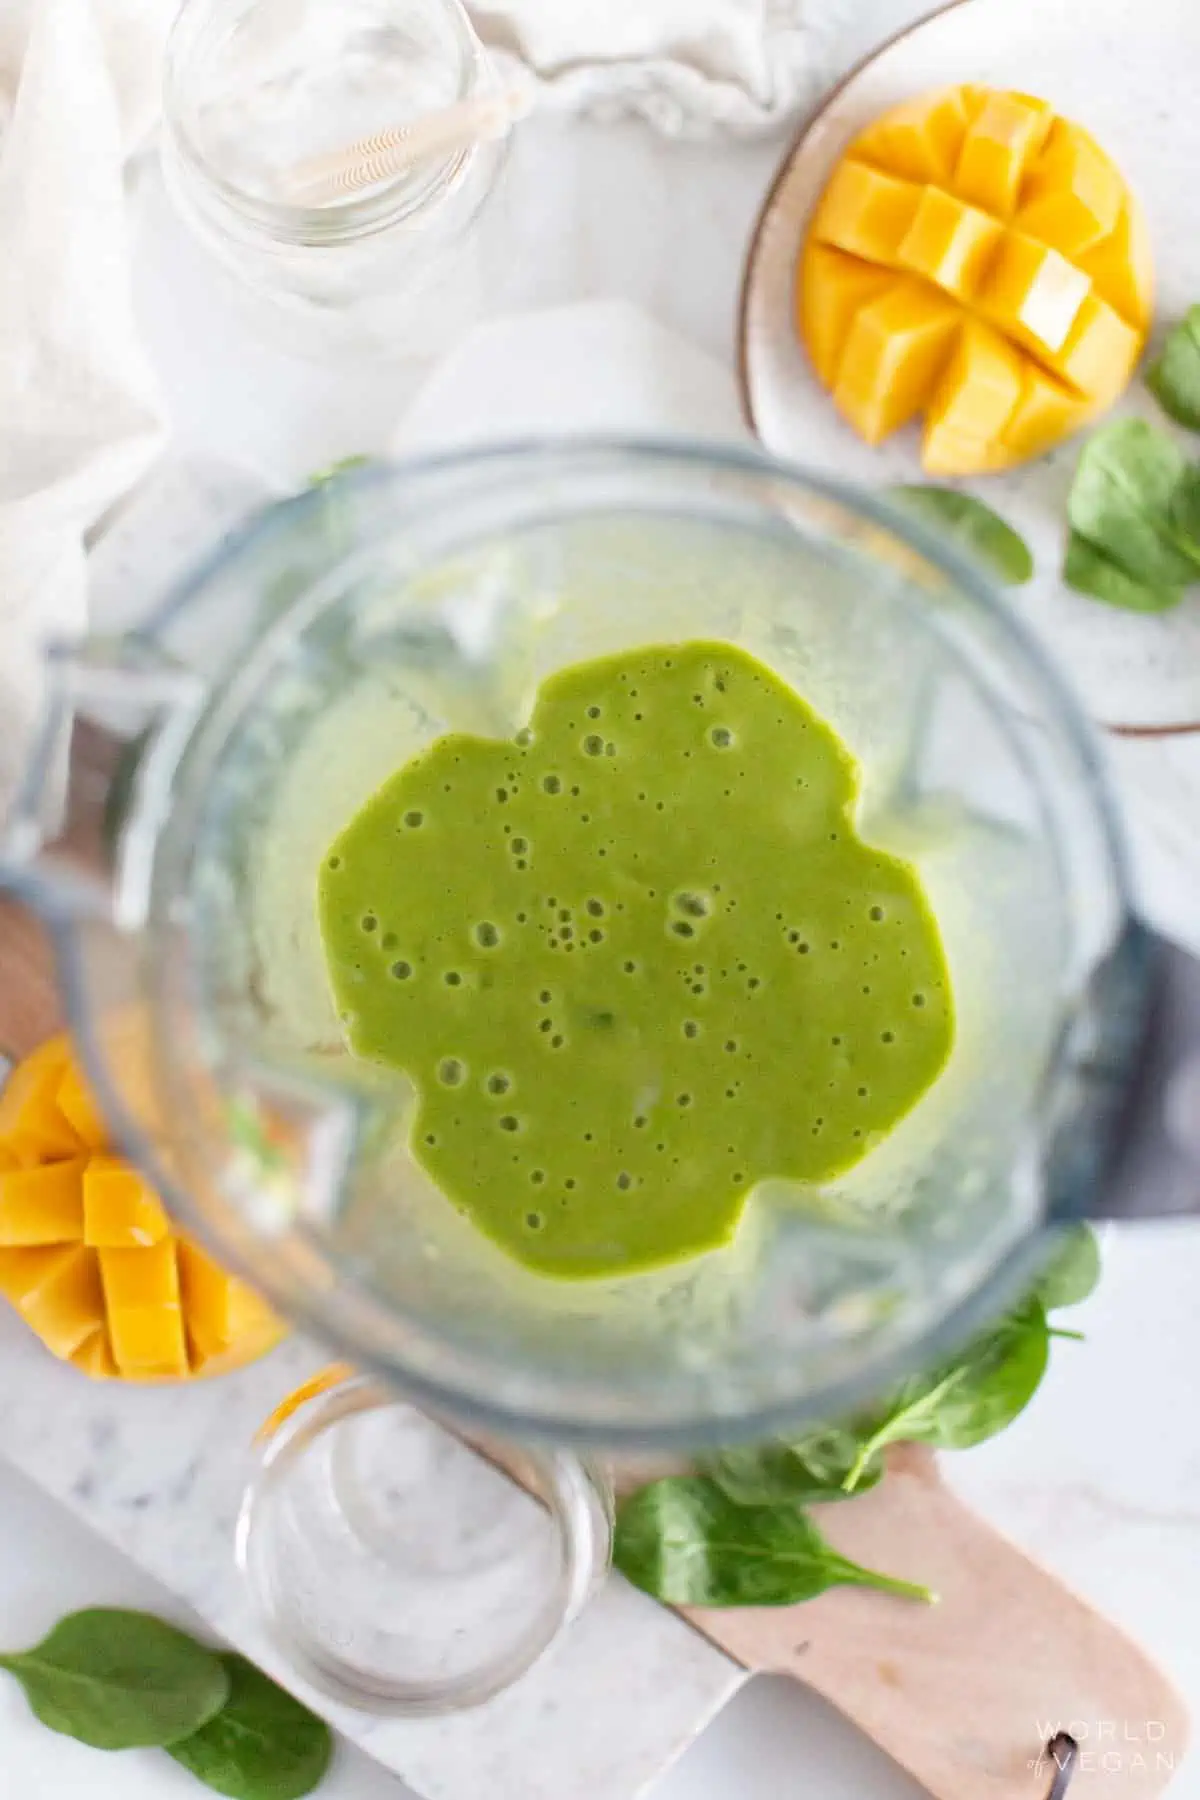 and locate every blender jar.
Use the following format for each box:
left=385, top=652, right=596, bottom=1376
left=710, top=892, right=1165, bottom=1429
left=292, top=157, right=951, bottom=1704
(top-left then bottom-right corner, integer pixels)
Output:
left=0, top=442, right=1159, bottom=1448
